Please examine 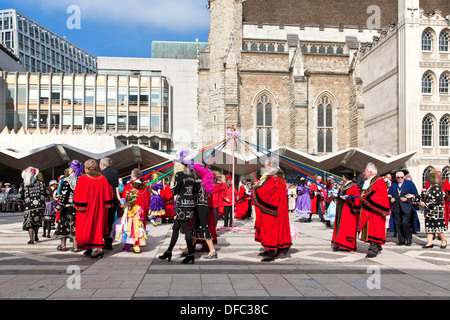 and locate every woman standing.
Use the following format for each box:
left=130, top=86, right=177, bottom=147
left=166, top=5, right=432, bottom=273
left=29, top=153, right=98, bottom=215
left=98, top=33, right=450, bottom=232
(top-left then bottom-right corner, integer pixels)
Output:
left=294, top=178, right=311, bottom=222
left=287, top=183, right=298, bottom=214
left=416, top=171, right=447, bottom=249
left=74, top=159, right=114, bottom=259
left=159, top=159, right=196, bottom=264
left=53, top=160, right=84, bottom=251
left=192, top=163, right=217, bottom=259
left=19, top=167, right=48, bottom=244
